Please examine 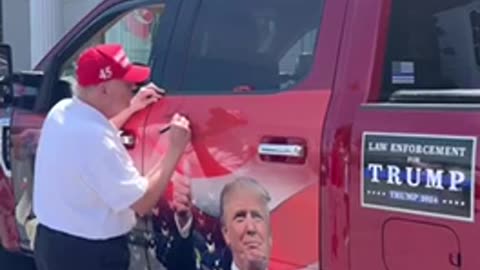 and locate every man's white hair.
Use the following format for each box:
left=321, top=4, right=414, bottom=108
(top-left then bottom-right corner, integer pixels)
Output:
left=219, top=176, right=271, bottom=225
left=71, top=80, right=98, bottom=97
